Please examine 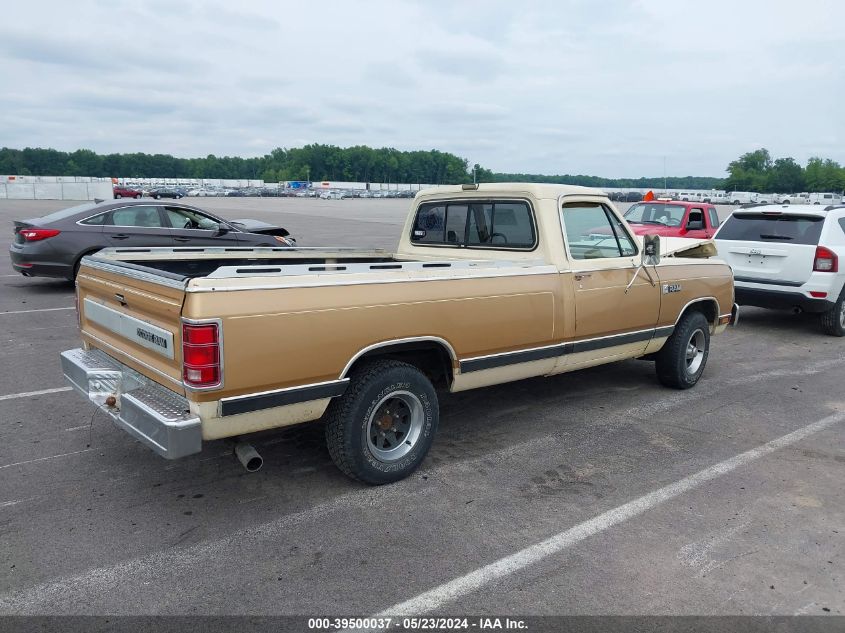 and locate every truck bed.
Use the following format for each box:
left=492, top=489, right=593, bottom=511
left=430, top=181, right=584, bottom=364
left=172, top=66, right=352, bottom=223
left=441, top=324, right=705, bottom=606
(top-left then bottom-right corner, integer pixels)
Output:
left=84, top=246, right=540, bottom=282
